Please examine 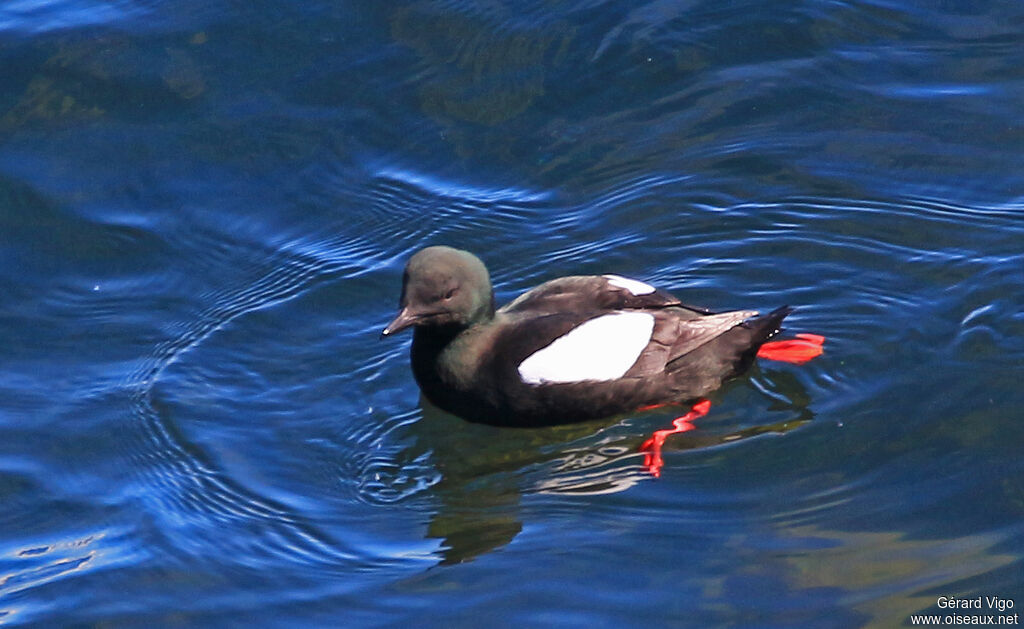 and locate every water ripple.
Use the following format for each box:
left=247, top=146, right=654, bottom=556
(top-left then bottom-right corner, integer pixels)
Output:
left=0, top=0, right=145, bottom=35
left=120, top=227, right=411, bottom=571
